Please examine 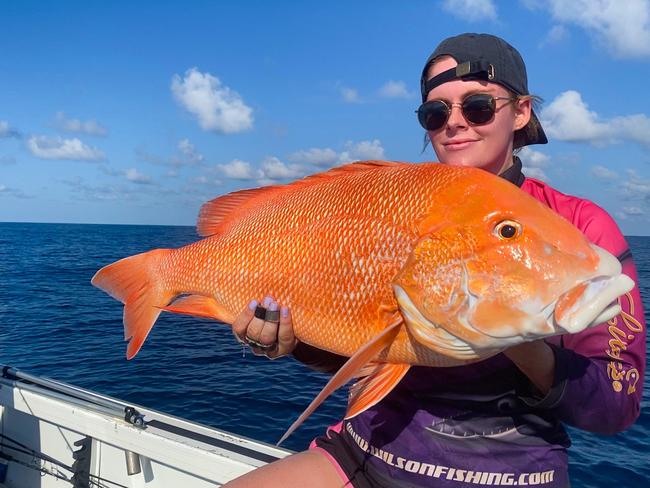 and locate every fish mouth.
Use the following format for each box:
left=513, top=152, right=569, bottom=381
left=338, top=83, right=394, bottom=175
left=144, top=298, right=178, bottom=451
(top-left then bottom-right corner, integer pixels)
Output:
left=551, top=245, right=635, bottom=333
